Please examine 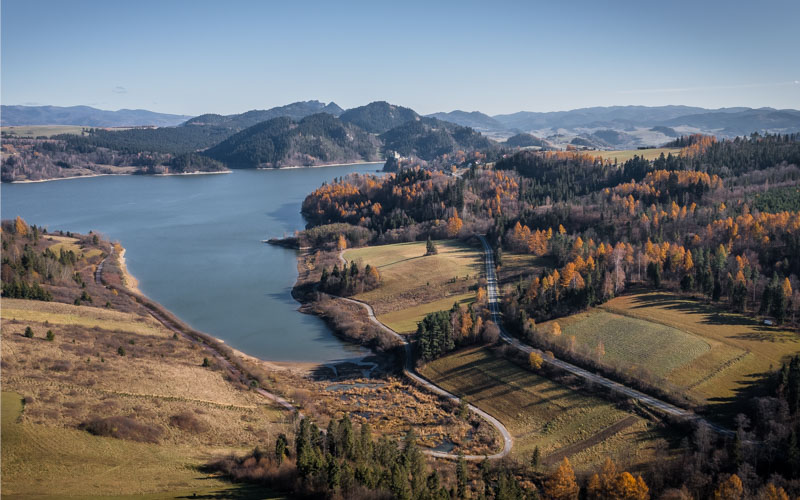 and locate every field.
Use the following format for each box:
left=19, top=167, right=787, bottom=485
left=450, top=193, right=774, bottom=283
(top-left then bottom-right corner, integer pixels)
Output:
left=377, top=292, right=475, bottom=334
left=544, top=310, right=710, bottom=378
left=1, top=125, right=90, bottom=137
left=544, top=291, right=800, bottom=413
left=44, top=234, right=104, bottom=259
left=344, top=239, right=483, bottom=329
left=1, top=125, right=133, bottom=138
left=575, top=148, right=681, bottom=162
left=1, top=392, right=283, bottom=499
left=0, top=298, right=292, bottom=497
left=419, top=347, right=667, bottom=471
